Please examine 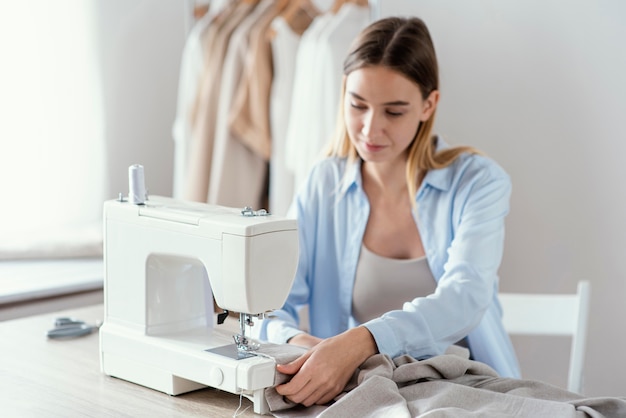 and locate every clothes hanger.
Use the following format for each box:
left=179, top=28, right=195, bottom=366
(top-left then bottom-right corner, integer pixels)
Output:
left=193, top=4, right=210, bottom=20
left=331, top=0, right=369, bottom=14
left=280, top=0, right=319, bottom=33
left=330, top=0, right=348, bottom=14
left=275, top=0, right=291, bottom=12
